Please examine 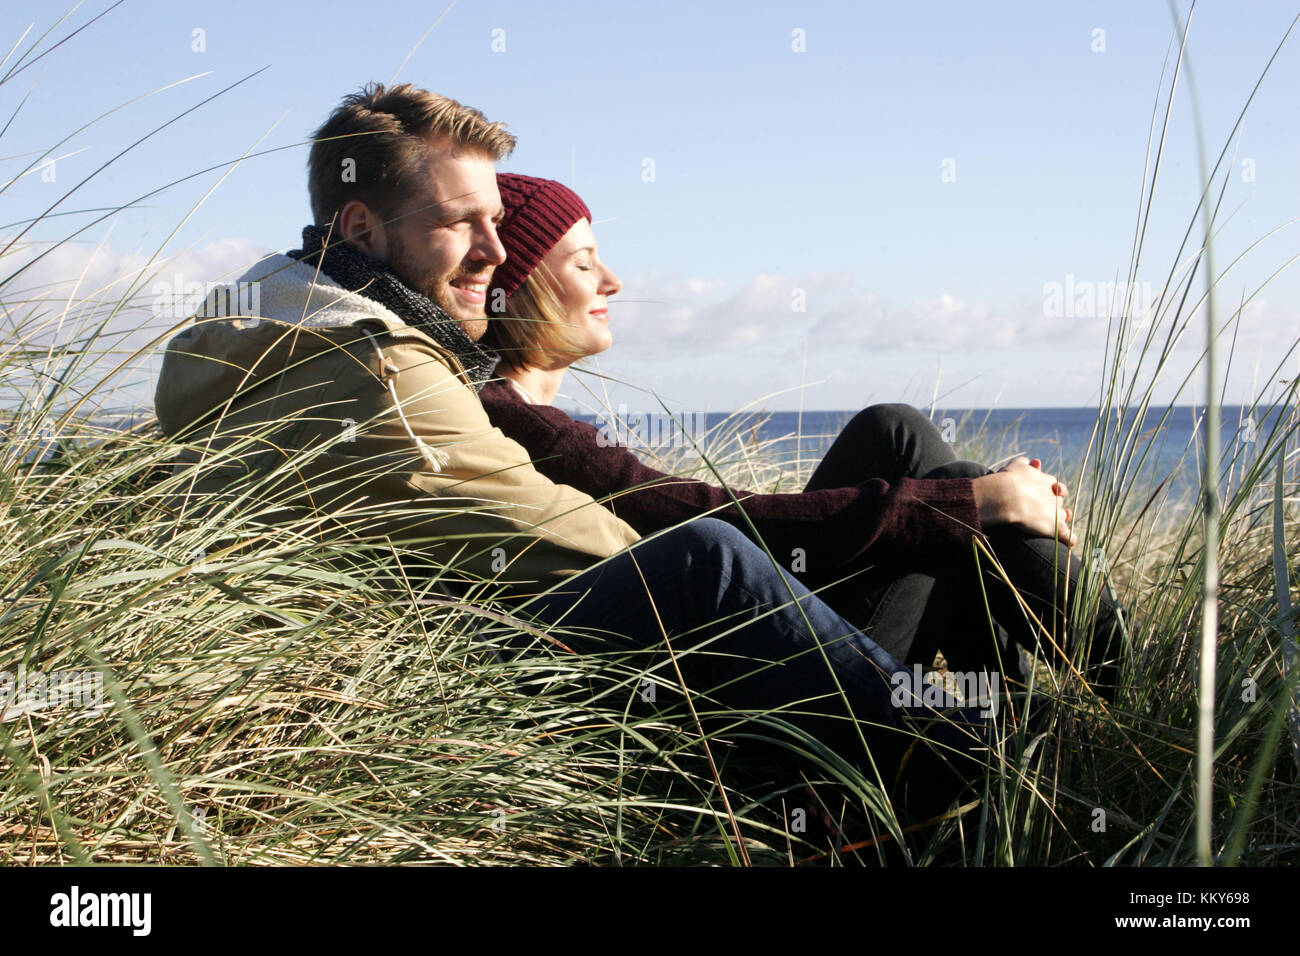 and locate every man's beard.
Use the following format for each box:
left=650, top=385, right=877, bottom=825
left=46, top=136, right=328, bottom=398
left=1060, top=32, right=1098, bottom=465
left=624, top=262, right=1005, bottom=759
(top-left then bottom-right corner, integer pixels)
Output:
left=383, top=227, right=489, bottom=338
left=384, top=228, right=455, bottom=316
